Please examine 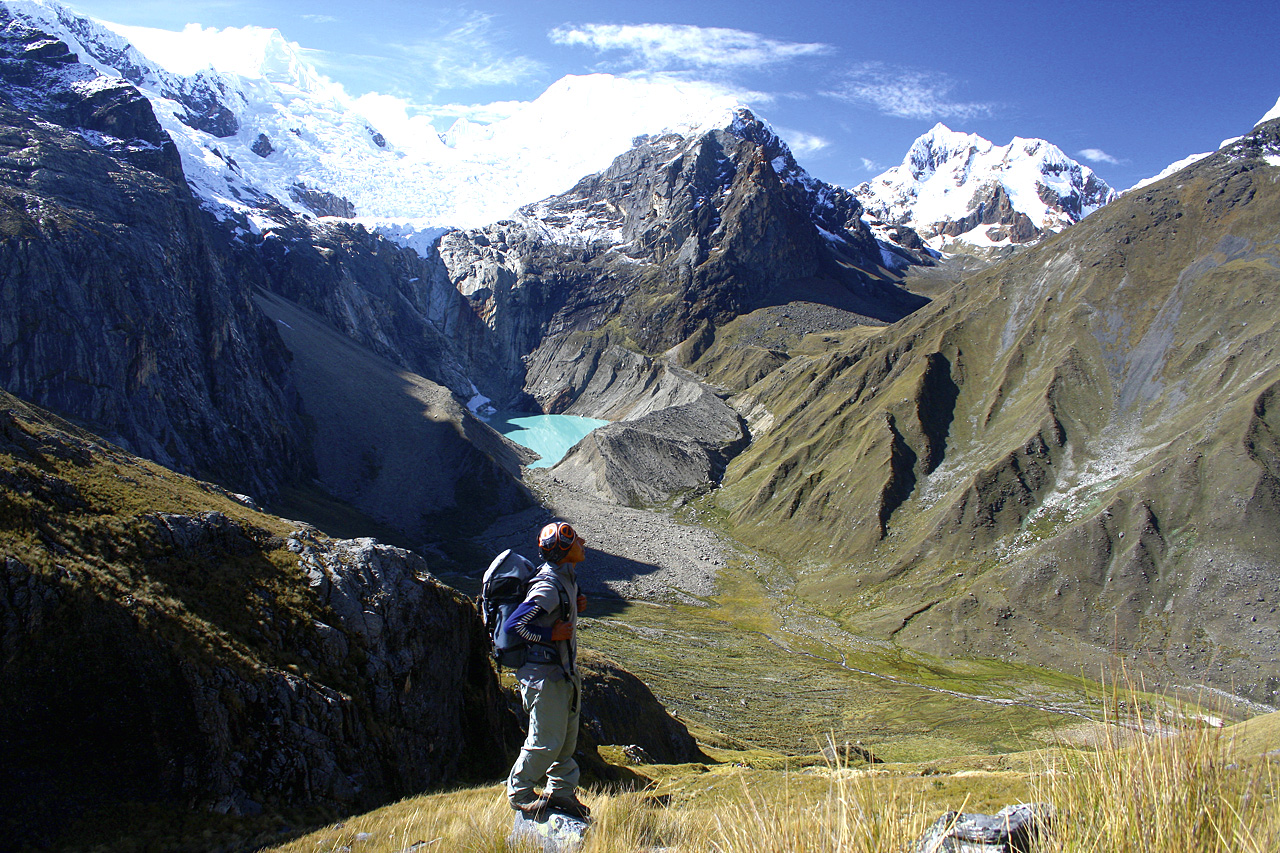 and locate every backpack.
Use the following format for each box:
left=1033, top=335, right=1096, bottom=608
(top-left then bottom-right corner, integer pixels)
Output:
left=479, top=549, right=569, bottom=669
